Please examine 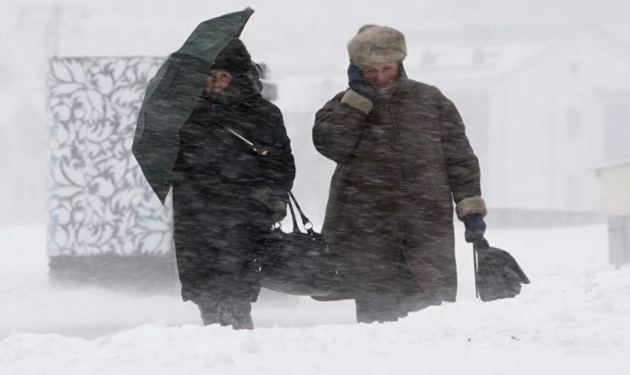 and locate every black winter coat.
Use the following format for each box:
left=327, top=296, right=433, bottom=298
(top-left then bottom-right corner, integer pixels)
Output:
left=172, top=96, right=295, bottom=201
left=172, top=93, right=295, bottom=303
